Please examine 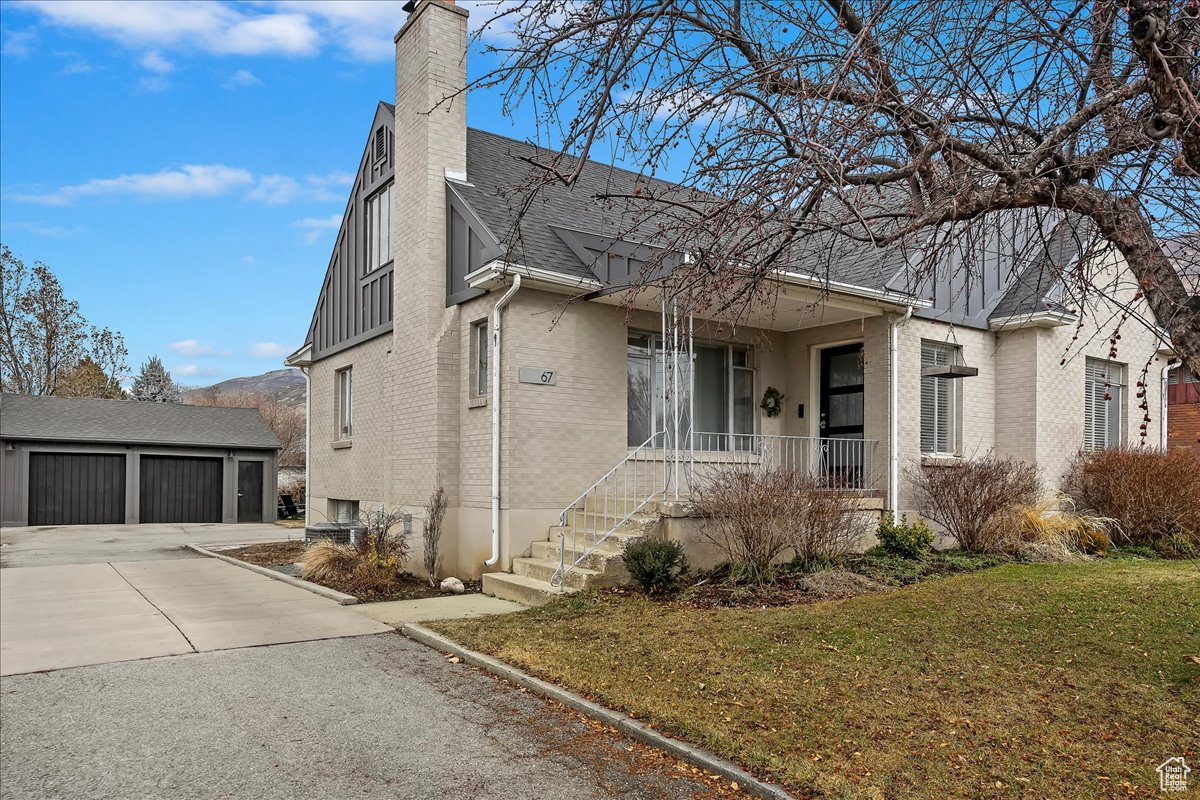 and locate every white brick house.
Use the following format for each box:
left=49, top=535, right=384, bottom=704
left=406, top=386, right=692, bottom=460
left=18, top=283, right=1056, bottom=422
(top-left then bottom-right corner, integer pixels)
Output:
left=288, top=0, right=1171, bottom=598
